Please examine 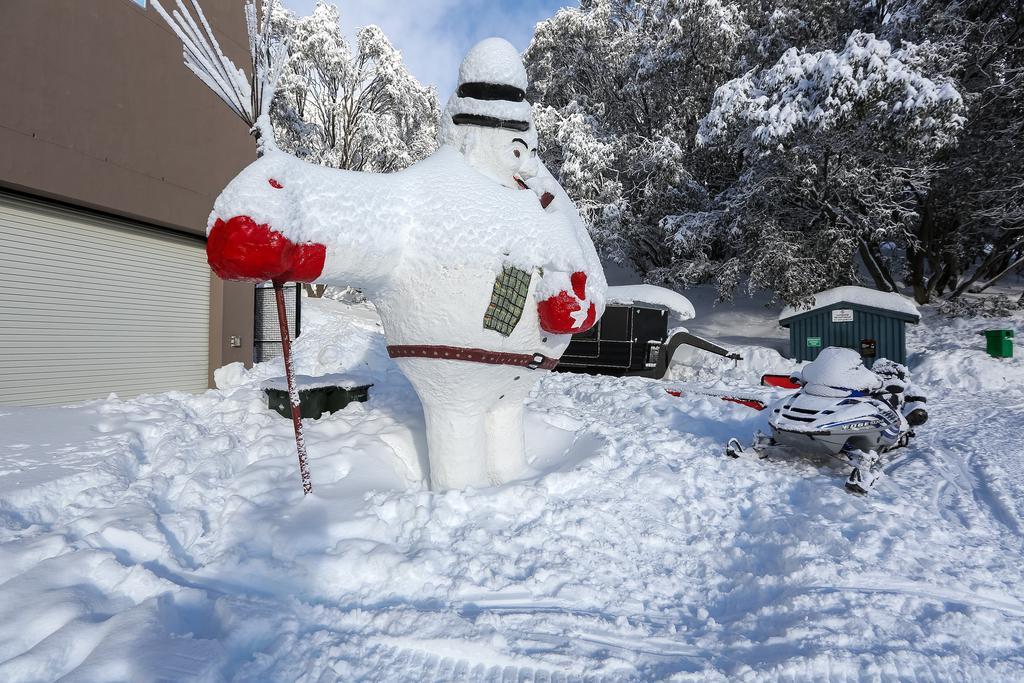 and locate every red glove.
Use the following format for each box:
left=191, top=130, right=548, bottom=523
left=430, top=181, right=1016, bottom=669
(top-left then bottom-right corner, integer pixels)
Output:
left=207, top=215, right=325, bottom=284
left=537, top=271, right=597, bottom=335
